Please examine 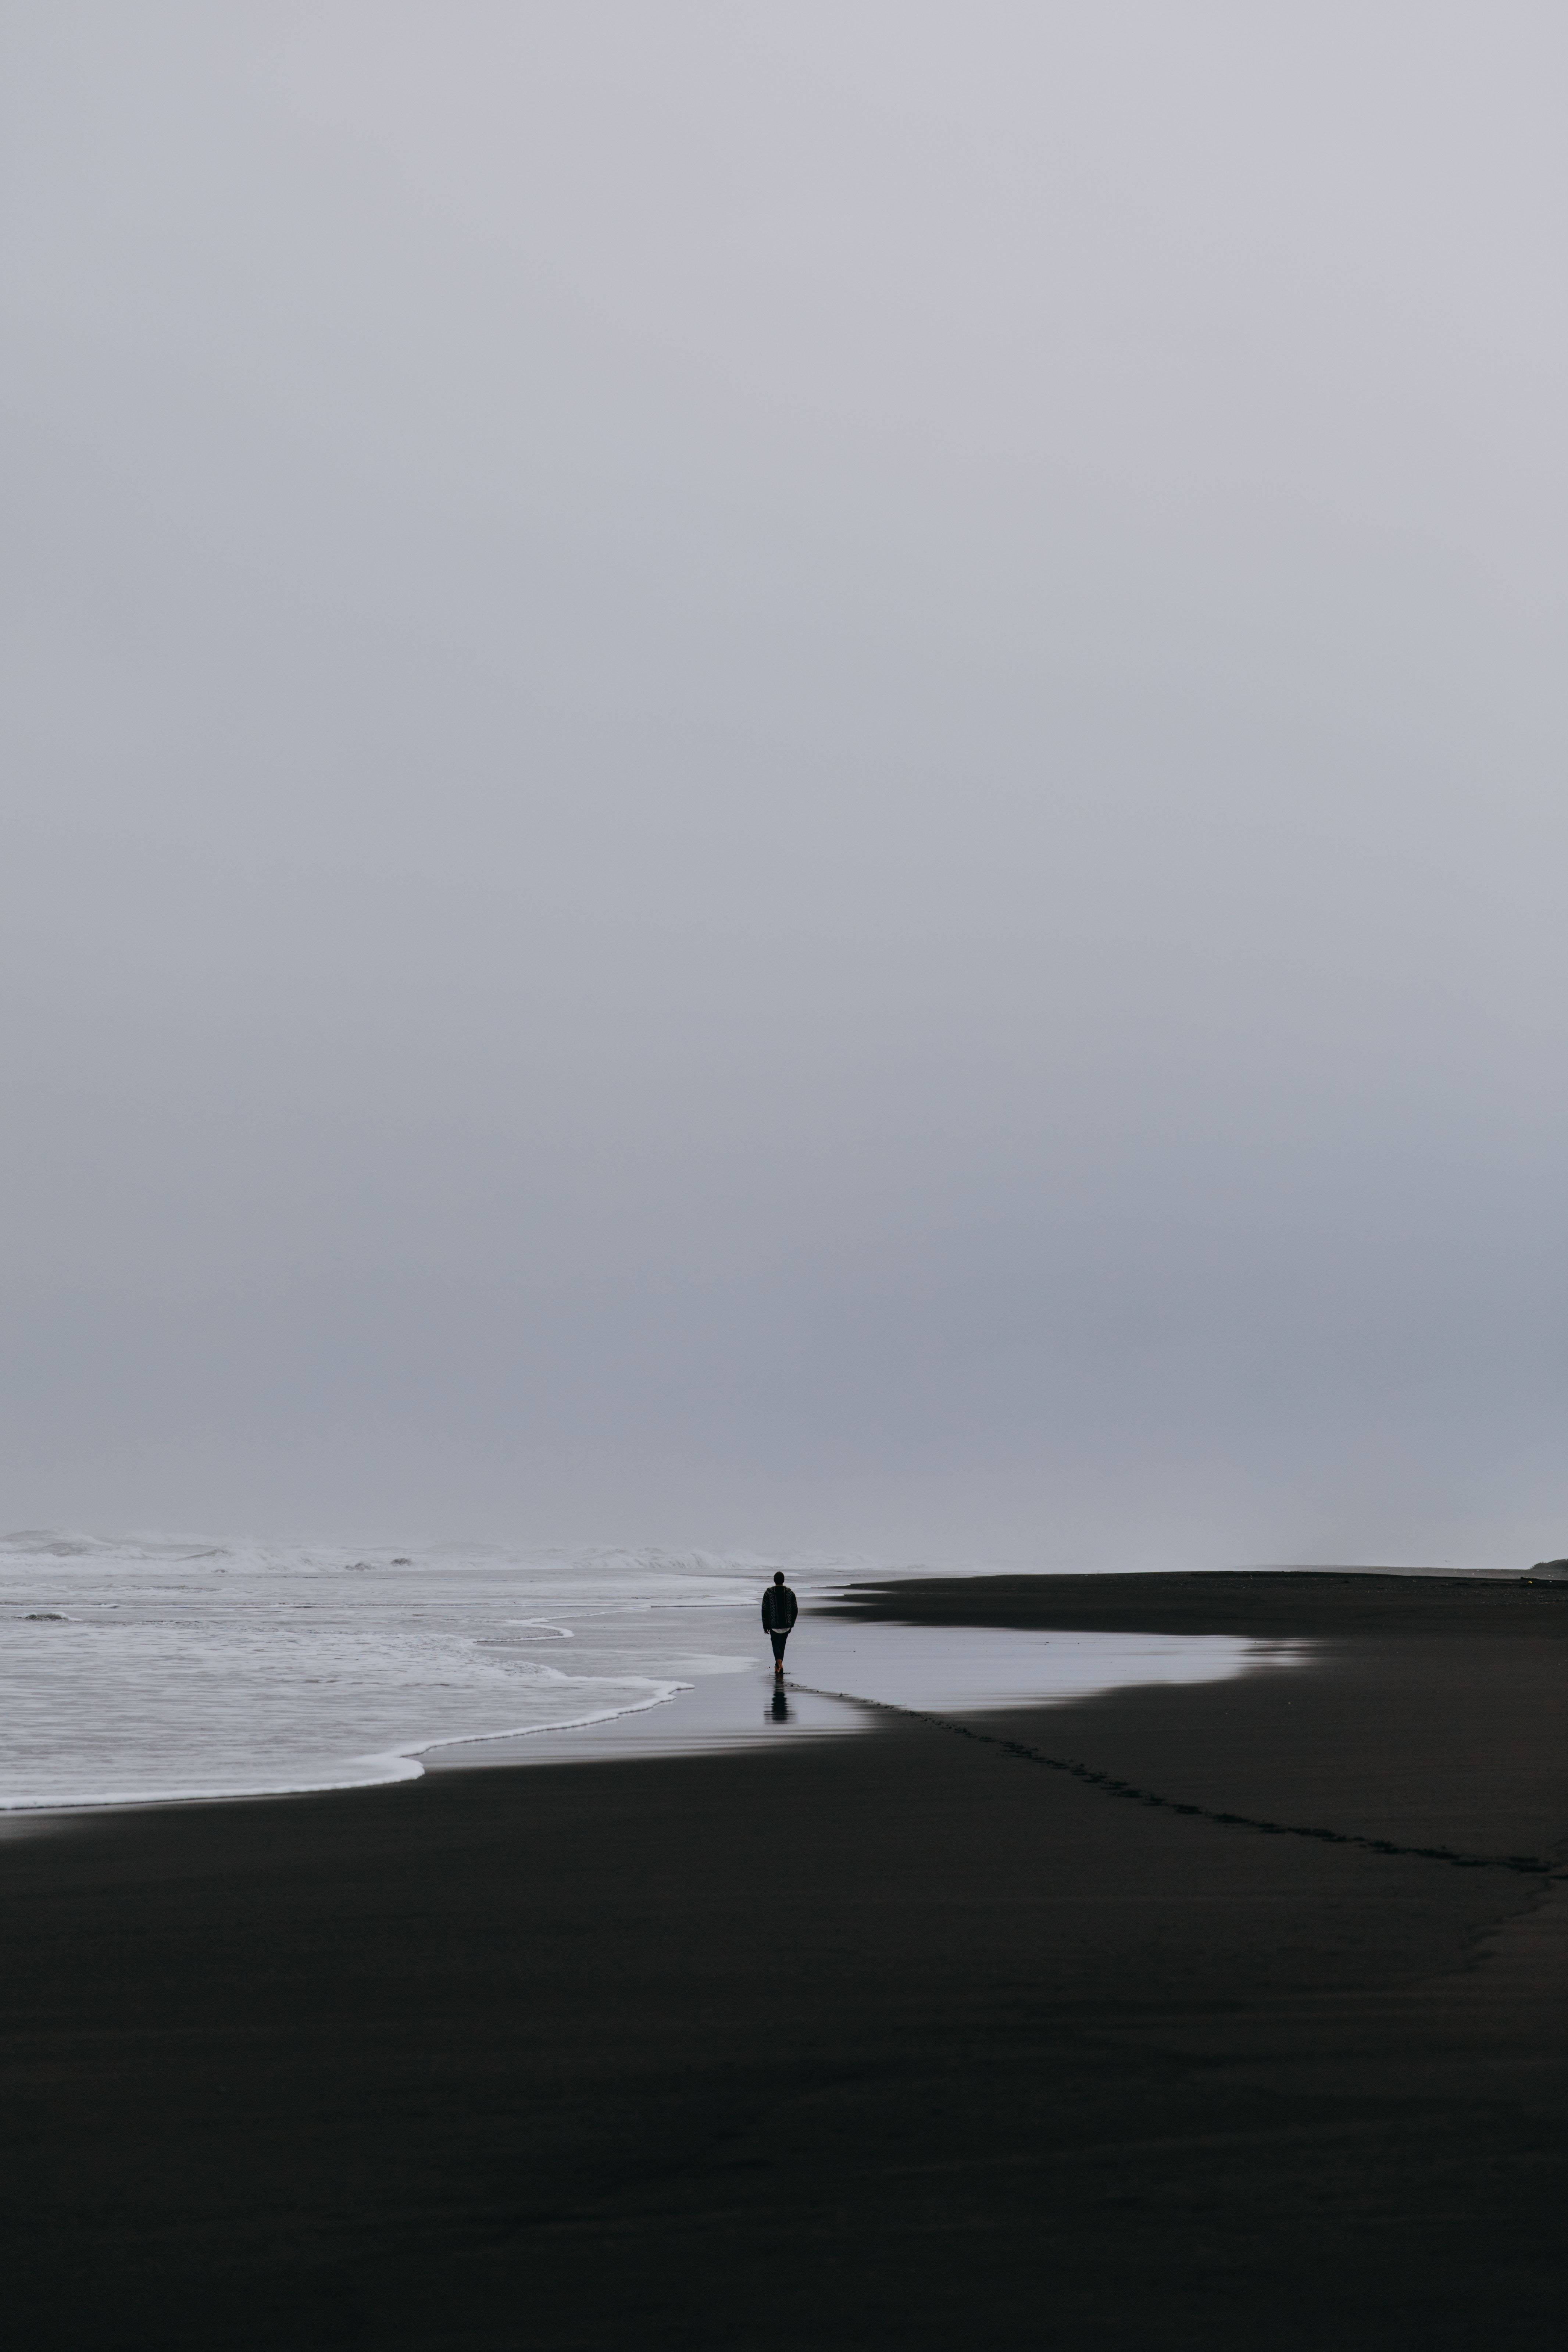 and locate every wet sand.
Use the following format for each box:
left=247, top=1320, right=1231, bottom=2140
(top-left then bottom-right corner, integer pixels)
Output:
left=2, top=1571, right=1564, bottom=2348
